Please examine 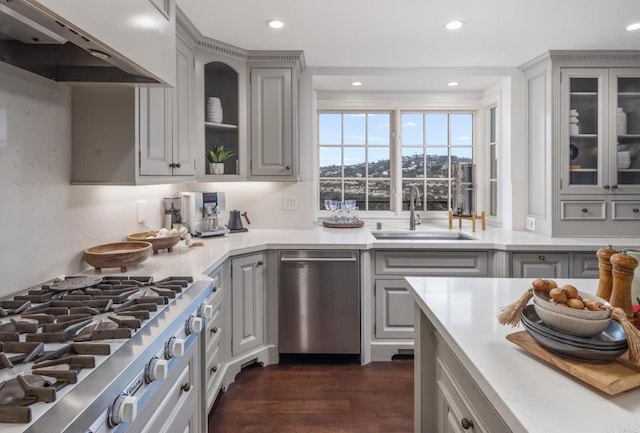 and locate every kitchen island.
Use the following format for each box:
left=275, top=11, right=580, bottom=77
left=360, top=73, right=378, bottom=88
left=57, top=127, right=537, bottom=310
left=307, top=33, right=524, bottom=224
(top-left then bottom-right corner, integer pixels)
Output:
left=405, top=277, right=640, bottom=433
